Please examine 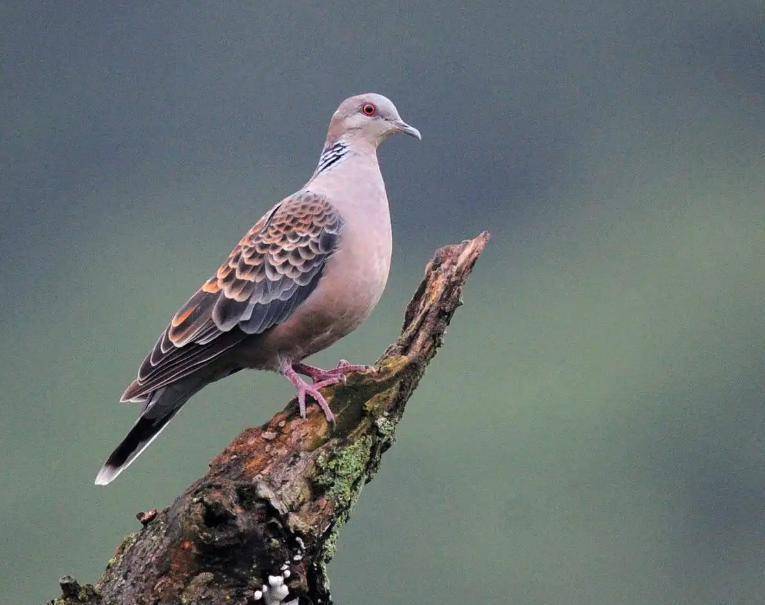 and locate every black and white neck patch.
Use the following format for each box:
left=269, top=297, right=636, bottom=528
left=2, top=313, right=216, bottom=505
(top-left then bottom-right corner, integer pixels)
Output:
left=313, top=141, right=350, bottom=176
